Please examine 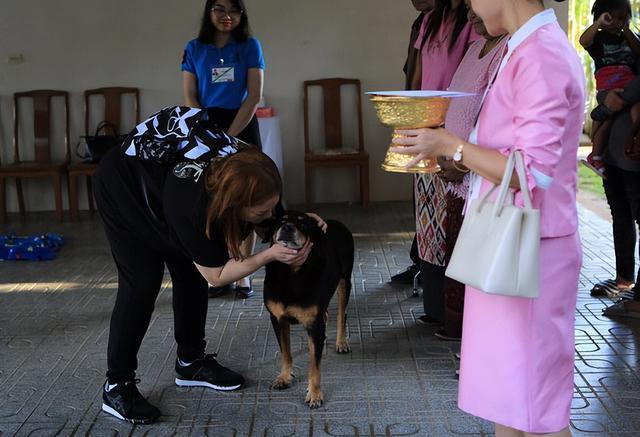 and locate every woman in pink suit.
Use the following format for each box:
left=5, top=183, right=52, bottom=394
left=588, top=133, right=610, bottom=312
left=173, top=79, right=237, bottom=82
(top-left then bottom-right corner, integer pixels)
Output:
left=392, top=0, right=584, bottom=435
